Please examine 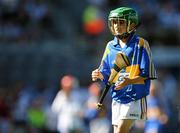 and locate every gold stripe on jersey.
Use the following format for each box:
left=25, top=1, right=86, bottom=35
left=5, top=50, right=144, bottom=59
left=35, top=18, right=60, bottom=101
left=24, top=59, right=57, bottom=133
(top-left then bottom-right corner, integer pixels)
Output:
left=126, top=65, right=144, bottom=84
left=138, top=38, right=144, bottom=47
left=102, top=46, right=110, bottom=61
left=140, top=97, right=147, bottom=119
left=139, top=38, right=157, bottom=79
